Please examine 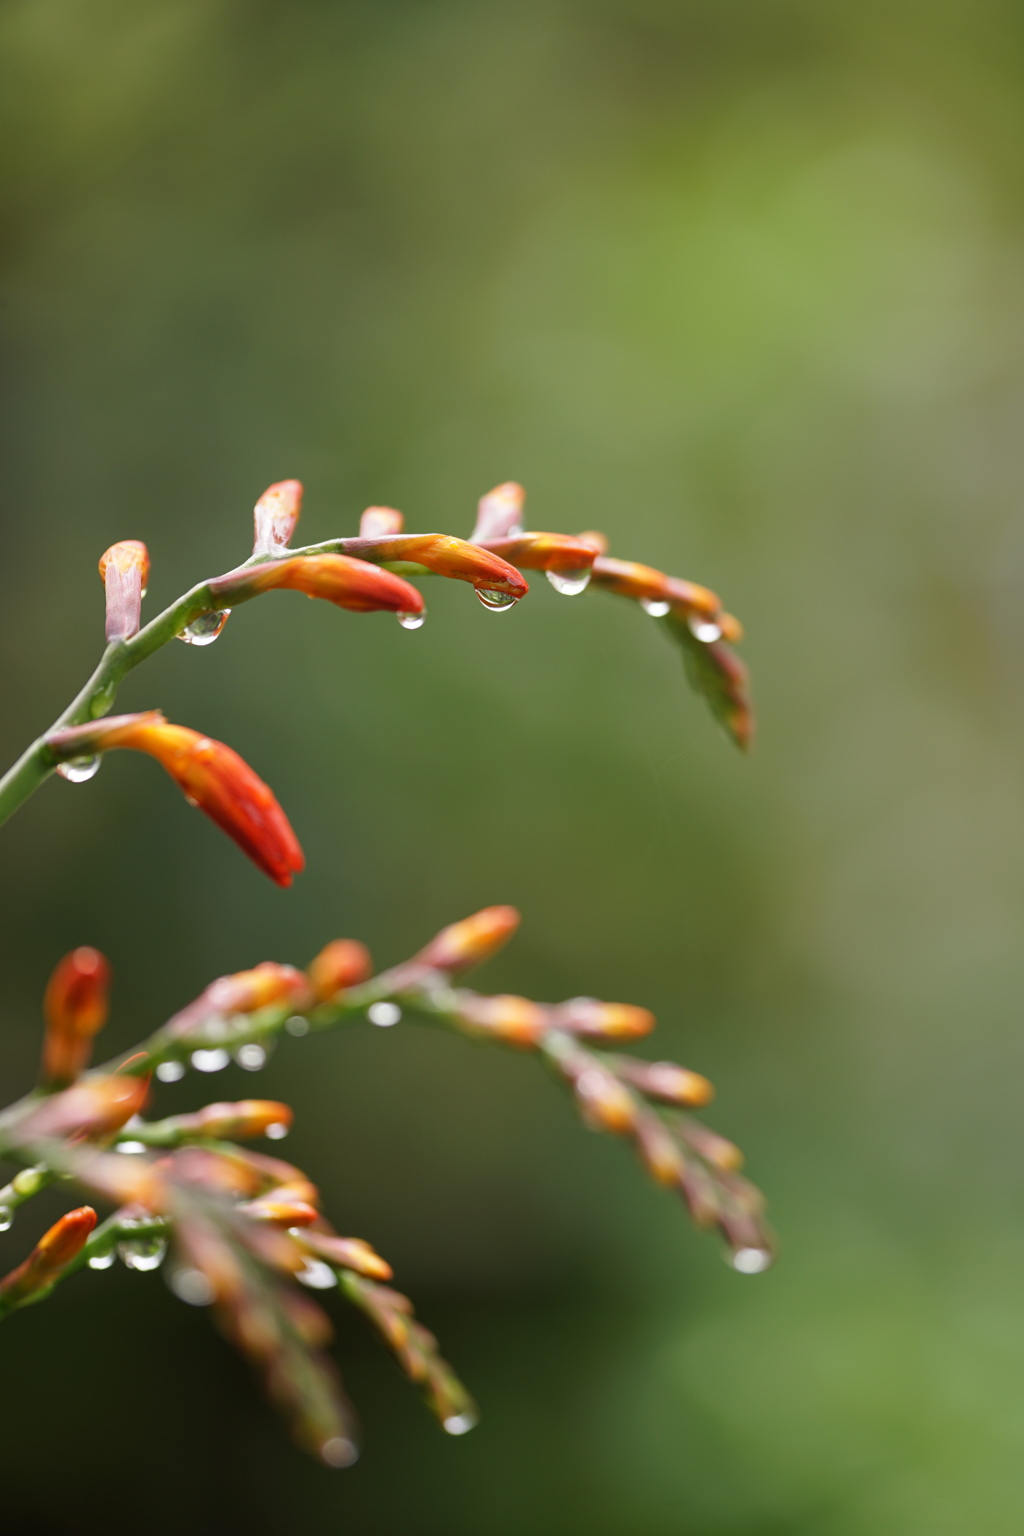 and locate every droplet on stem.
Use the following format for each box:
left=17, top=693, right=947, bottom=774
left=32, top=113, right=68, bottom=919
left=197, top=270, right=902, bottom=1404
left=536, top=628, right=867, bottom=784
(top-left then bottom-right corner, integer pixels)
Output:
left=729, top=1246, right=773, bottom=1275
left=191, top=1048, right=229, bottom=1073
left=0, top=1206, right=13, bottom=1233
left=56, top=756, right=101, bottom=783
left=545, top=568, right=591, bottom=597
left=475, top=589, right=519, bottom=612
left=443, top=1410, right=479, bottom=1436
left=285, top=1015, right=309, bottom=1037
left=297, top=1257, right=337, bottom=1290
left=118, top=1234, right=167, bottom=1272
left=235, top=1043, right=267, bottom=1071
left=321, top=1436, right=359, bottom=1468
left=368, top=1001, right=401, bottom=1027
left=88, top=1250, right=115, bottom=1270
left=688, top=616, right=722, bottom=643
left=156, top=1060, right=186, bottom=1083
left=640, top=598, right=670, bottom=618
left=178, top=610, right=231, bottom=646
left=397, top=610, right=426, bottom=630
